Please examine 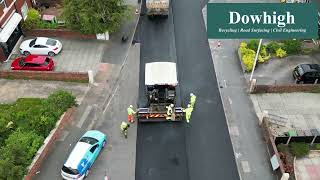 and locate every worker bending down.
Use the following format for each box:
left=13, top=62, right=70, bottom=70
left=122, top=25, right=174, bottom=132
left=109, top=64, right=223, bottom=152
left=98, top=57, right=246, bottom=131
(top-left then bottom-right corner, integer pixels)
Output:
left=166, top=104, right=174, bottom=120
left=120, top=121, right=130, bottom=139
left=189, top=93, right=197, bottom=108
left=183, top=104, right=193, bottom=123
